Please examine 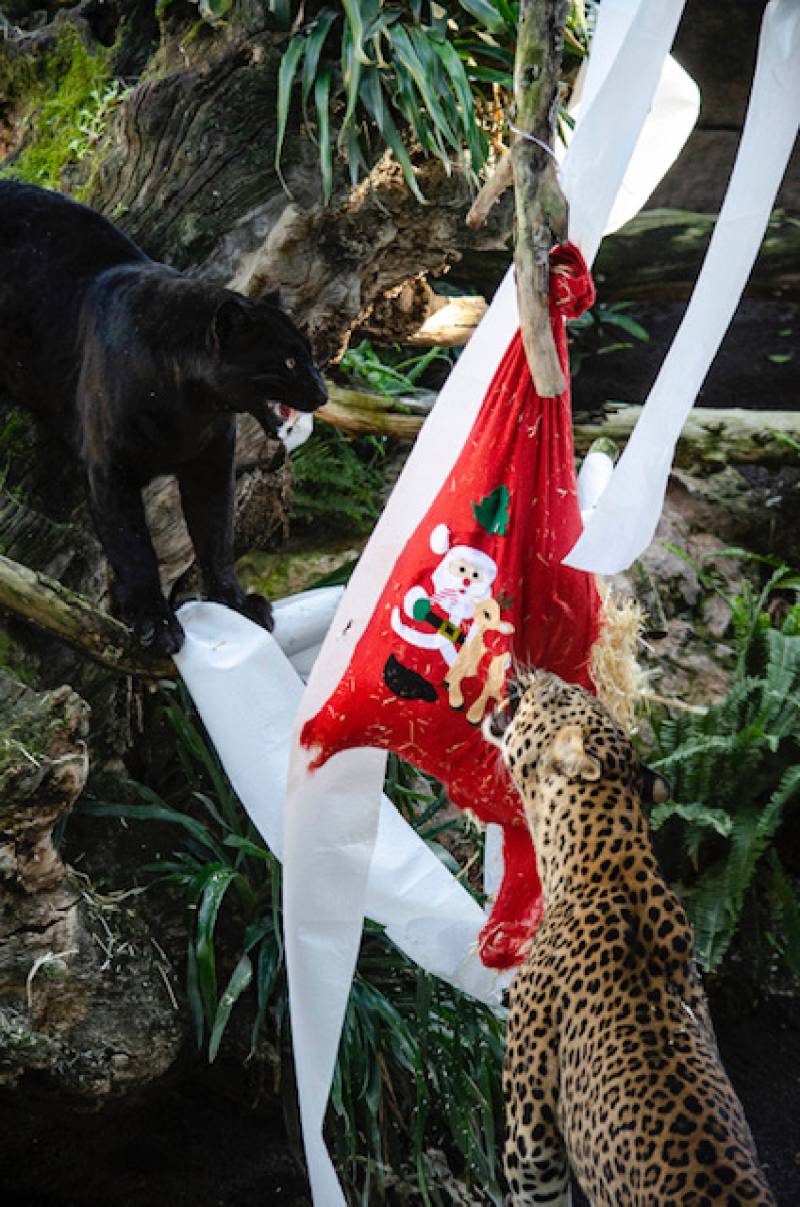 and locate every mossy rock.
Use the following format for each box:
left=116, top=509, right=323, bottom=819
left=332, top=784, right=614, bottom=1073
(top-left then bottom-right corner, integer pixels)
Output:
left=237, top=540, right=365, bottom=600
left=0, top=24, right=118, bottom=195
